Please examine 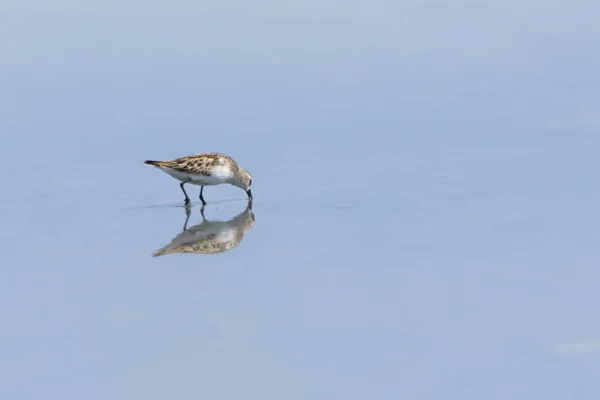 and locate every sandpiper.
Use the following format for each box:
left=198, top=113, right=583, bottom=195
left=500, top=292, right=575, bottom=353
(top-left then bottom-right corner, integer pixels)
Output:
left=144, top=152, right=253, bottom=205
